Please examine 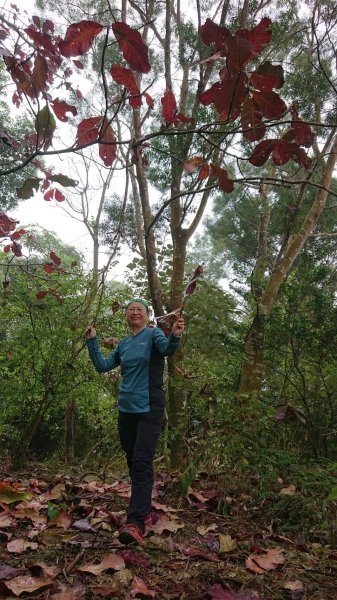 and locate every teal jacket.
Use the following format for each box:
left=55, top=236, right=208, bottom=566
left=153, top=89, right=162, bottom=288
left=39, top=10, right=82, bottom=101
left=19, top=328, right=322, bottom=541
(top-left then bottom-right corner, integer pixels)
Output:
left=86, top=327, right=181, bottom=413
